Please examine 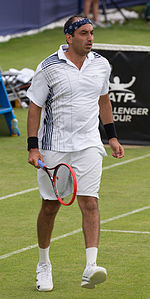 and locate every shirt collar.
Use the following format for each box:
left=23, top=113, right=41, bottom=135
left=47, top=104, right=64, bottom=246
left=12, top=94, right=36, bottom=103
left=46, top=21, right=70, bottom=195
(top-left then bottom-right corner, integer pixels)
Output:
left=58, top=45, right=95, bottom=62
